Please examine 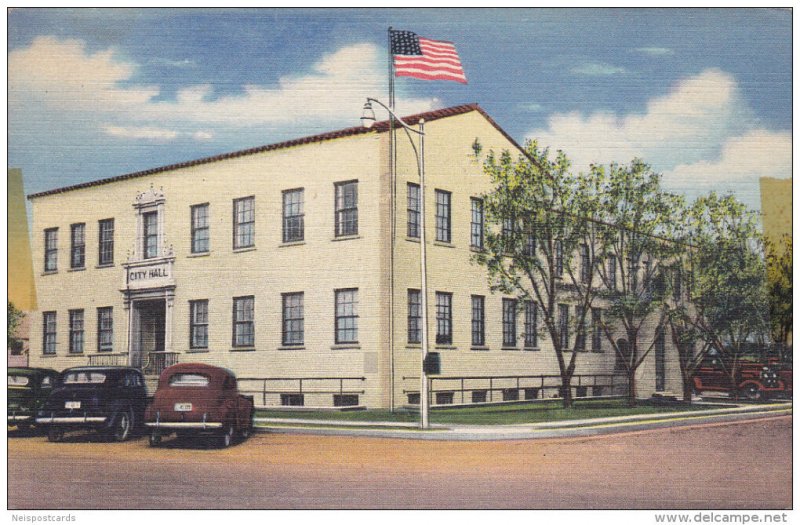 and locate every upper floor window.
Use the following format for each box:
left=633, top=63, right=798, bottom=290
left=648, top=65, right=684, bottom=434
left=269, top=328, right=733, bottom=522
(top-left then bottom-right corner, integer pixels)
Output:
left=558, top=303, right=569, bottom=350
left=69, top=309, right=84, bottom=354
left=435, top=291, right=453, bottom=345
left=435, top=190, right=451, bottom=243
left=282, top=292, right=304, bottom=346
left=97, top=307, right=113, bottom=352
left=407, top=183, right=420, bottom=238
left=191, top=204, right=210, bottom=253
left=232, top=296, right=255, bottom=347
left=98, top=219, right=114, bottom=265
left=524, top=301, right=538, bottom=349
left=143, top=211, right=159, bottom=259
left=575, top=306, right=587, bottom=352
left=555, top=240, right=564, bottom=277
left=190, top=300, right=209, bottom=349
left=42, top=311, right=57, bottom=355
left=69, top=223, right=85, bottom=269
left=408, top=289, right=422, bottom=344
left=591, top=308, right=603, bottom=352
left=580, top=244, right=591, bottom=283
left=44, top=228, right=58, bottom=272
left=470, top=198, right=484, bottom=248
left=525, top=224, right=536, bottom=257
left=471, top=295, right=485, bottom=346
left=502, top=298, right=517, bottom=347
left=335, top=181, right=358, bottom=237
left=282, top=189, right=304, bottom=243
left=335, top=288, right=359, bottom=344
left=233, top=197, right=255, bottom=249
left=608, top=255, right=617, bottom=289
